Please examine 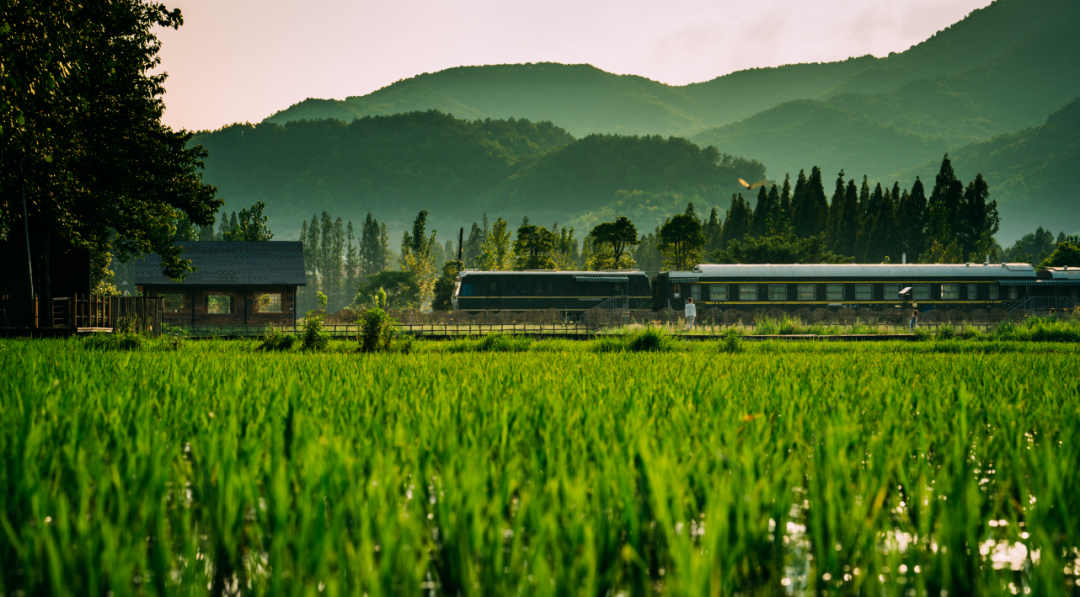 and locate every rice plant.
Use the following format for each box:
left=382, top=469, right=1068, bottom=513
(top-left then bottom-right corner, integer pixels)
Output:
left=0, top=338, right=1077, bottom=596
